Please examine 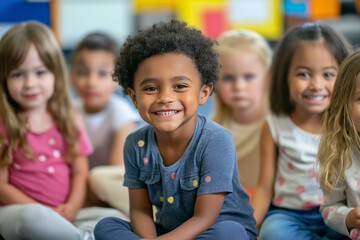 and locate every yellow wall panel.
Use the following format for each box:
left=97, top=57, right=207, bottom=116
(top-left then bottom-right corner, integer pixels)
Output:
left=135, top=0, right=176, bottom=13
left=230, top=0, right=283, bottom=40
left=175, top=0, right=225, bottom=30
